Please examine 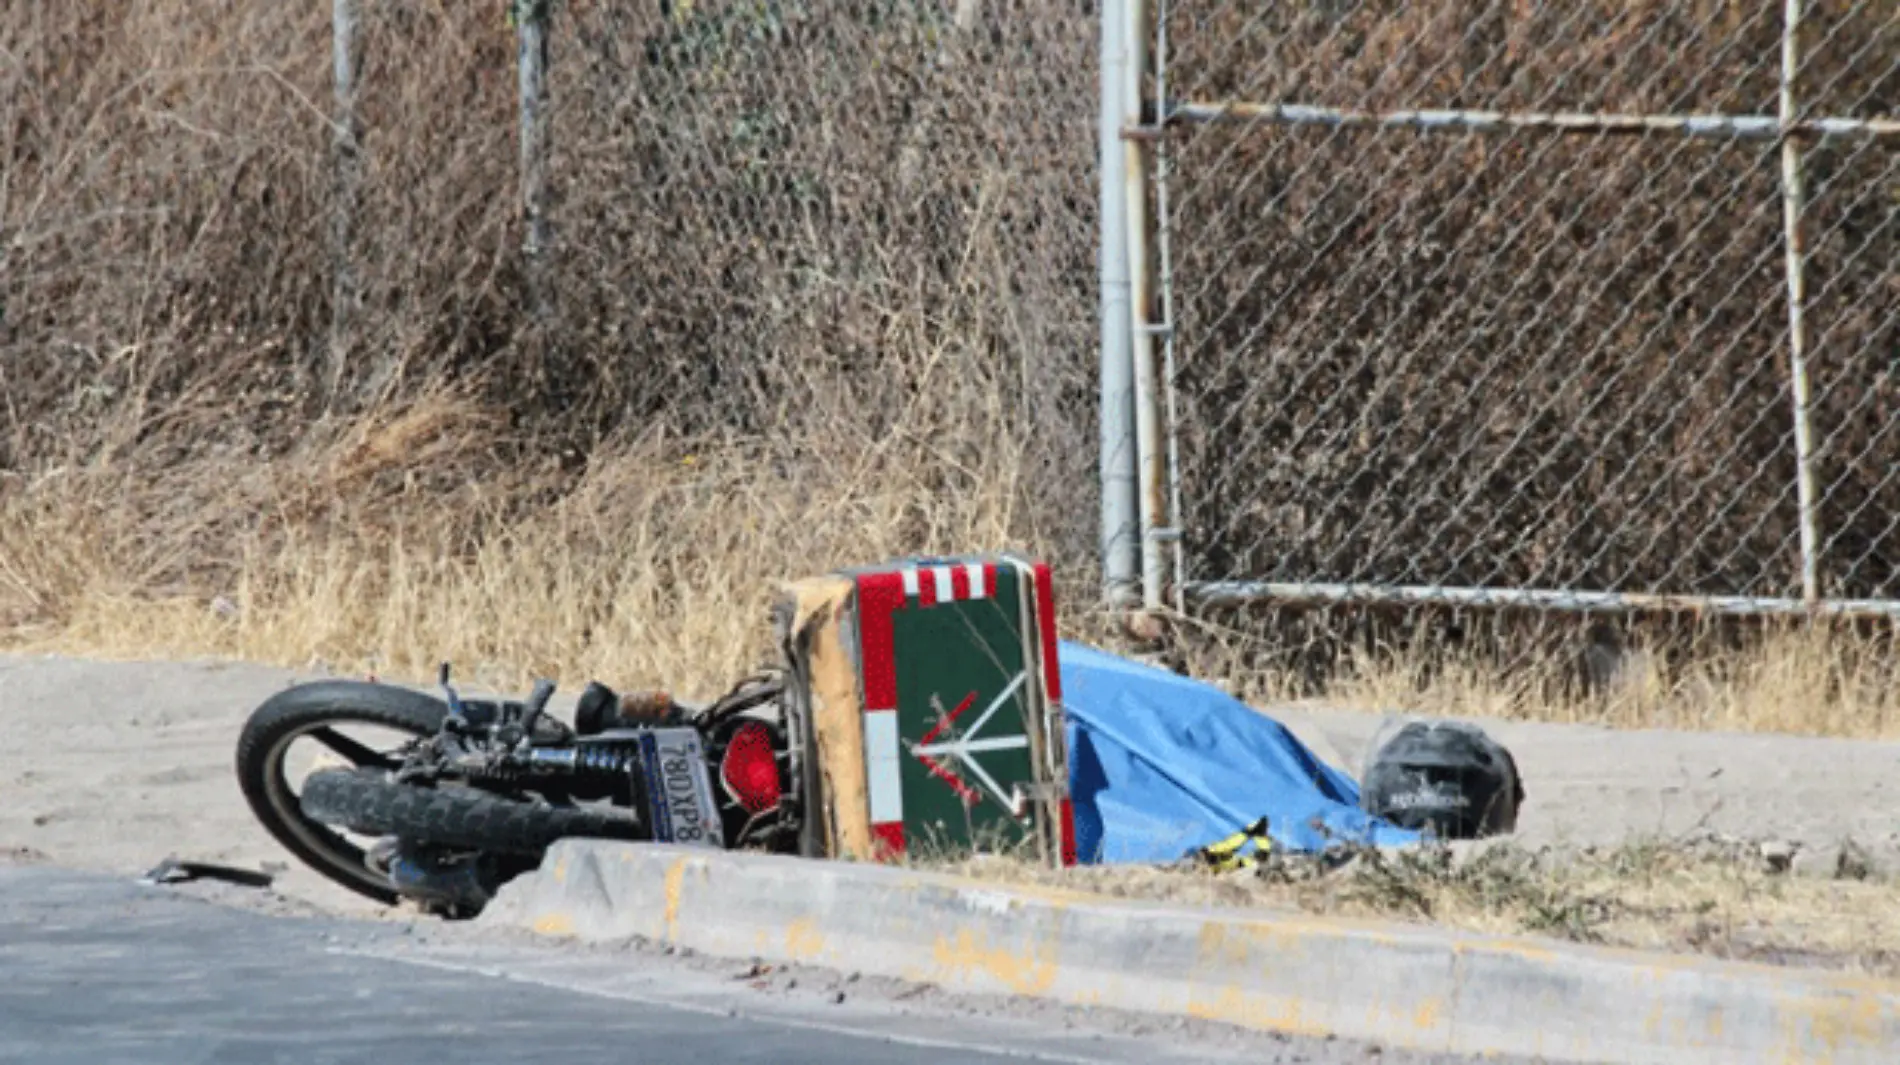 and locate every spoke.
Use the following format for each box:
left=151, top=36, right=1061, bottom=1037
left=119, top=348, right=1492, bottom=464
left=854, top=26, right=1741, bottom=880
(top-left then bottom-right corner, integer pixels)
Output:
left=308, top=727, right=401, bottom=771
